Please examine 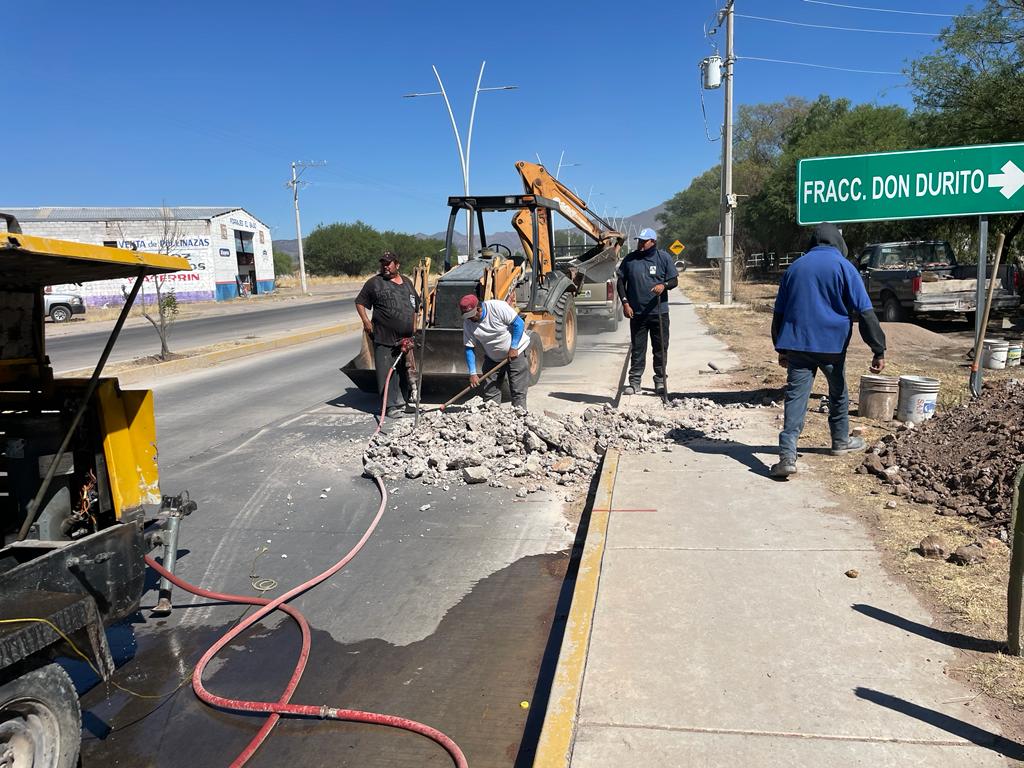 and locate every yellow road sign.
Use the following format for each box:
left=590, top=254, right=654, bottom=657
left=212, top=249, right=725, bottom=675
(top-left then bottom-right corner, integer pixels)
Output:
left=668, top=240, right=685, bottom=256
